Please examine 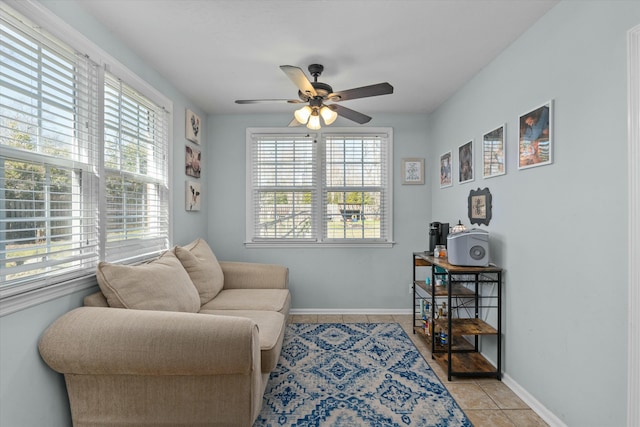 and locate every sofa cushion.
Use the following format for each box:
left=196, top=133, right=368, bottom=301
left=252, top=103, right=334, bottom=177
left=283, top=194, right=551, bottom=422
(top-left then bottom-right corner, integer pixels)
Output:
left=199, top=309, right=286, bottom=372
left=175, top=239, right=224, bottom=305
left=96, top=251, right=200, bottom=312
left=199, top=289, right=290, bottom=315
